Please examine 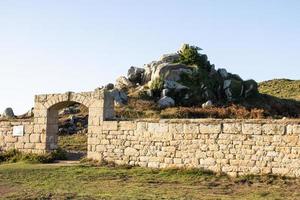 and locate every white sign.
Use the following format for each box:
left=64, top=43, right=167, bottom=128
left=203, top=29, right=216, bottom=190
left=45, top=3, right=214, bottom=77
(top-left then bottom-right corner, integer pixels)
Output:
left=13, top=125, right=24, bottom=137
